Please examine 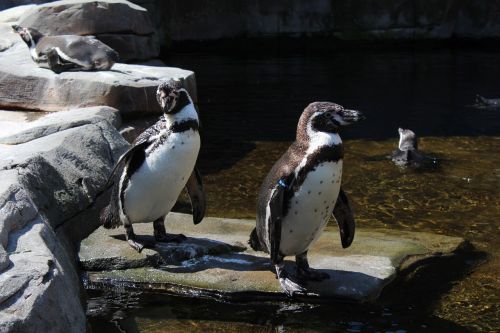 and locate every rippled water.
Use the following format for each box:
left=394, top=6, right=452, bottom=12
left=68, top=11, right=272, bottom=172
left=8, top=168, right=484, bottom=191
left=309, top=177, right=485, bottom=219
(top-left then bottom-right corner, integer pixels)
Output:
left=89, top=45, right=500, bottom=332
